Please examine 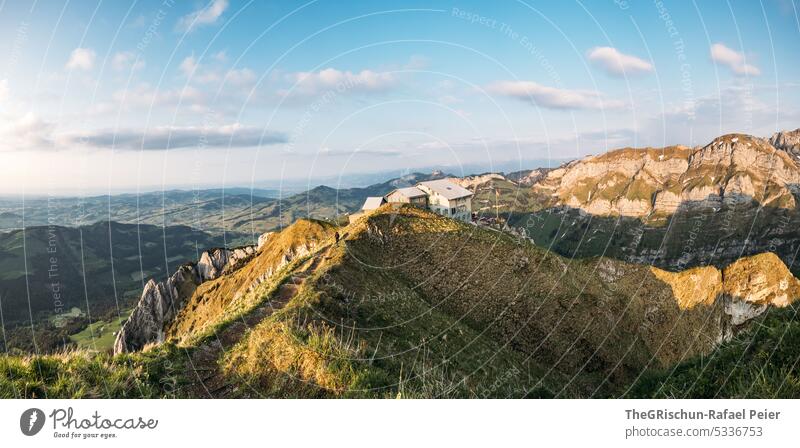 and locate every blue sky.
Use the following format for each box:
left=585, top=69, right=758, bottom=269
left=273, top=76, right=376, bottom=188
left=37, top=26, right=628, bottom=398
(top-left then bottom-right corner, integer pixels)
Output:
left=0, top=0, right=798, bottom=194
